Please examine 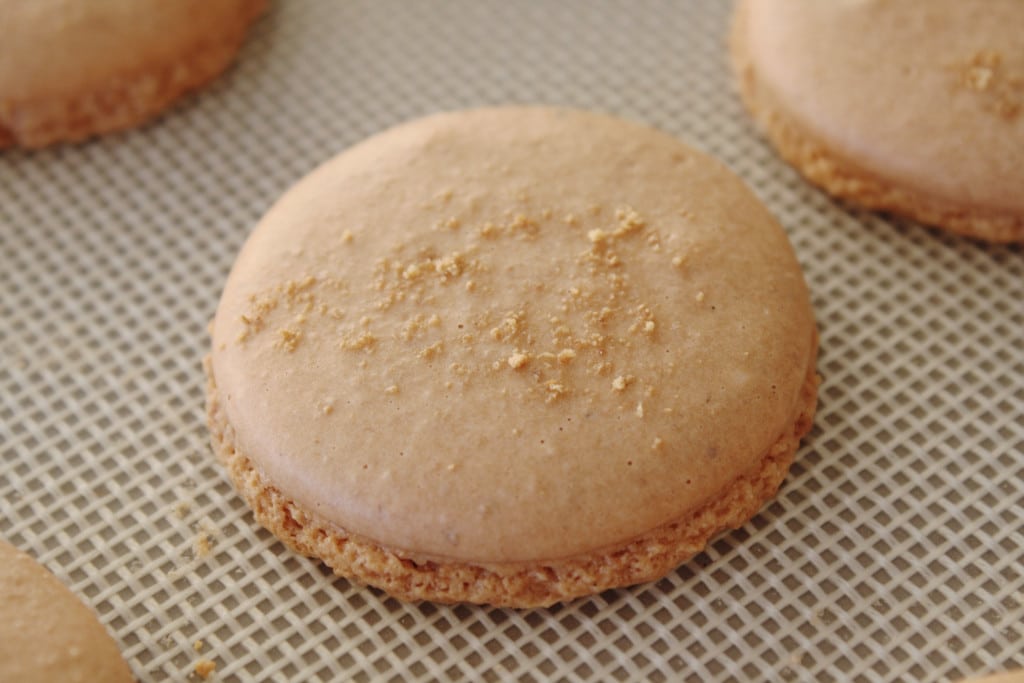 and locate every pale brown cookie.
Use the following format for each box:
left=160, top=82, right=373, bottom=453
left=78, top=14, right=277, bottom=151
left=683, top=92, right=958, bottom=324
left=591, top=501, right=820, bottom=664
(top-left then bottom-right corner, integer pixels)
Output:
left=731, top=0, right=1024, bottom=243
left=0, top=0, right=266, bottom=148
left=959, top=672, right=1024, bottom=683
left=0, top=539, right=134, bottom=682
left=207, top=107, right=819, bottom=607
